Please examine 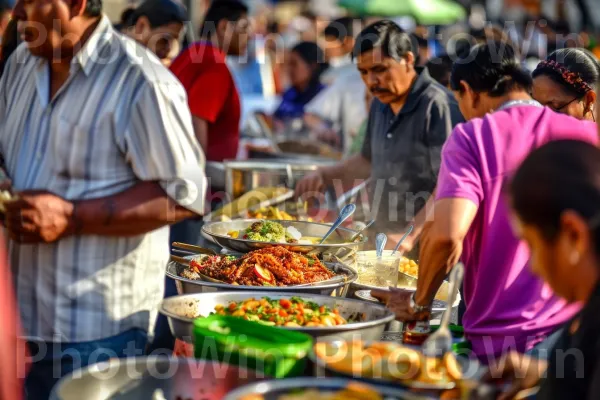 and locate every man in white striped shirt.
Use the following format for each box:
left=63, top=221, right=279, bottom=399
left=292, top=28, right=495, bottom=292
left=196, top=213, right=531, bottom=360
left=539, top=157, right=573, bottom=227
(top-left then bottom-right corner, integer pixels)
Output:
left=3, top=0, right=206, bottom=397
